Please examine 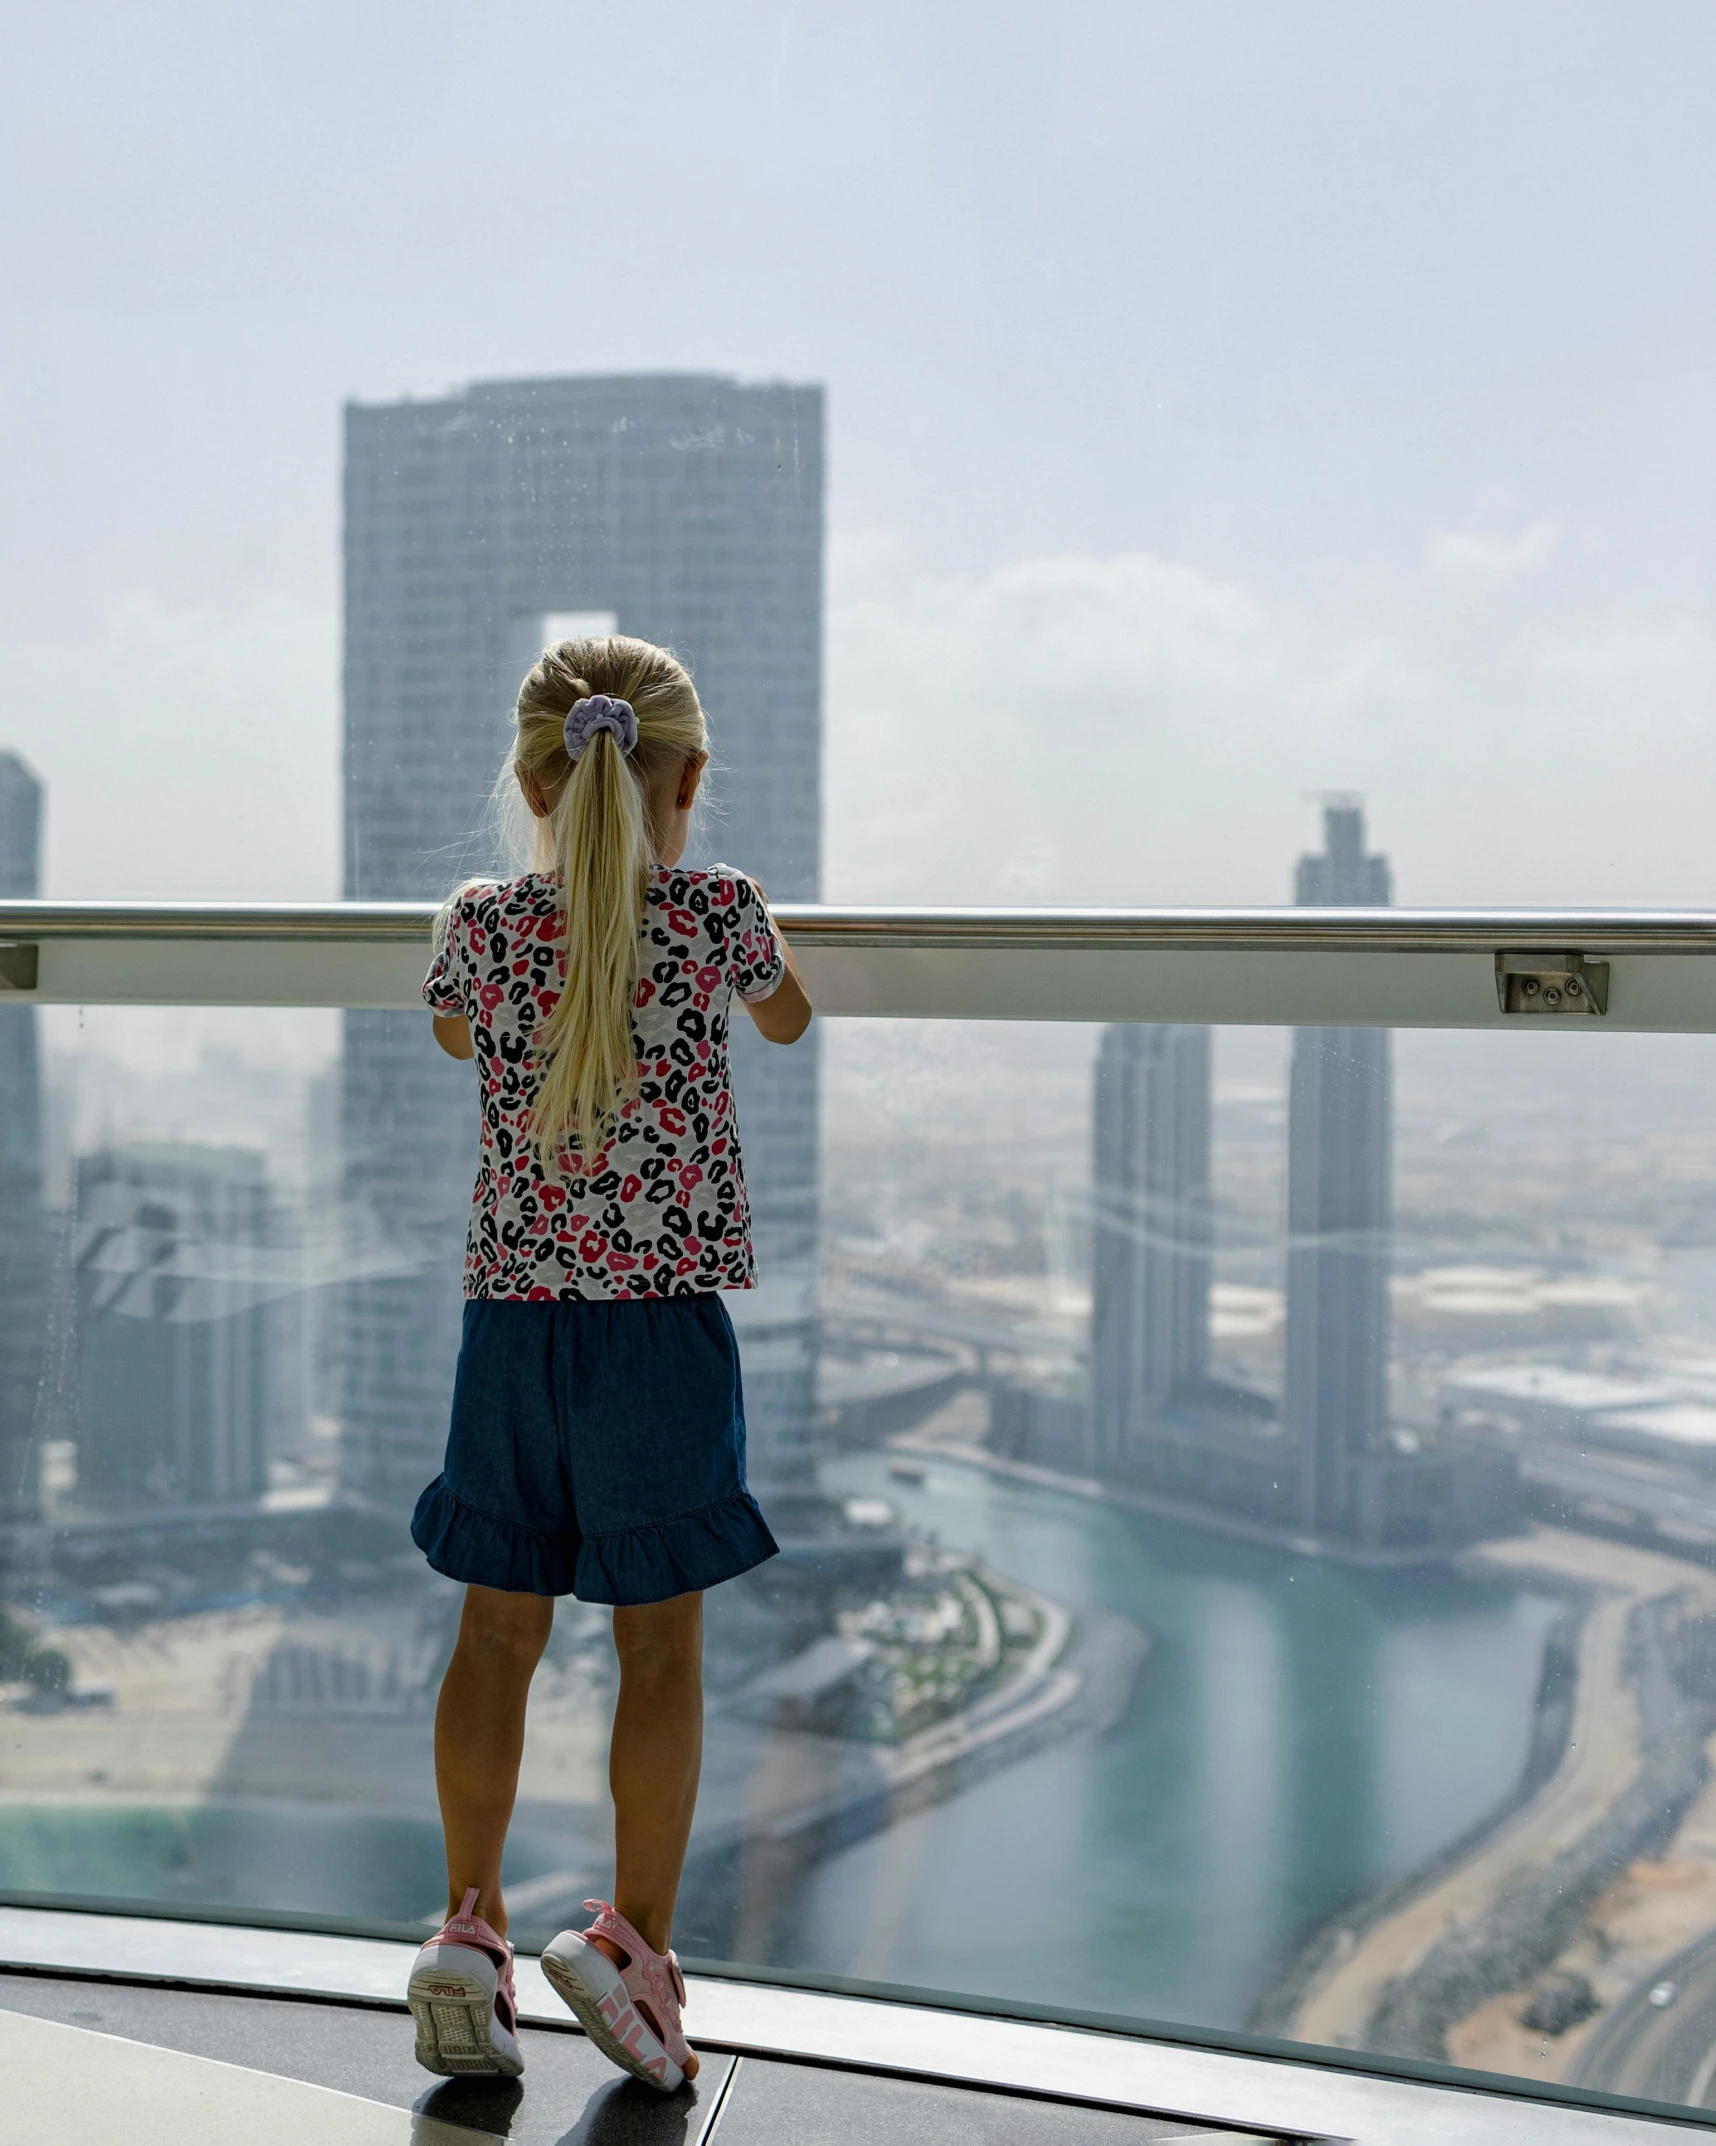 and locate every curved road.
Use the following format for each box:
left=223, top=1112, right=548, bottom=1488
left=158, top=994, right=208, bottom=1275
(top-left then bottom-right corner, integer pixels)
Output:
left=1577, top=1930, right=1716, bottom=2107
